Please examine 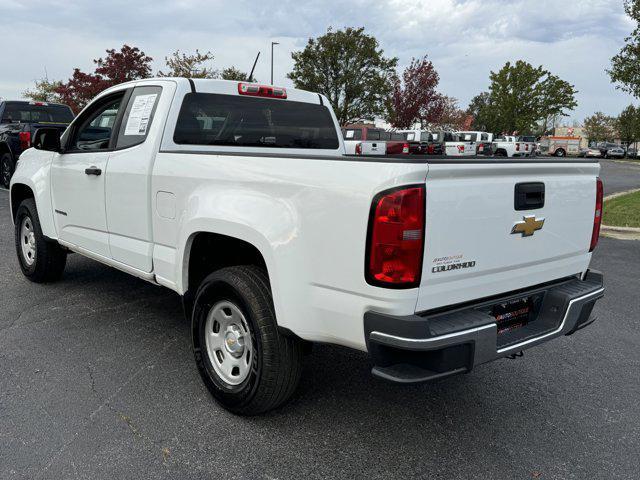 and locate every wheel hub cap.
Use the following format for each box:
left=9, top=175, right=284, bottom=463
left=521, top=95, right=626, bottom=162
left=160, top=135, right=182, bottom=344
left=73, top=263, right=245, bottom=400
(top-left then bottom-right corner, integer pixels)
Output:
left=20, top=217, right=36, bottom=266
left=204, top=301, right=253, bottom=386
